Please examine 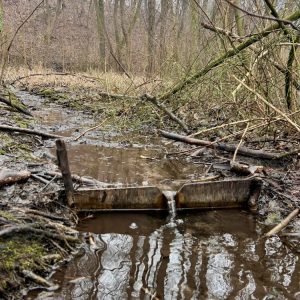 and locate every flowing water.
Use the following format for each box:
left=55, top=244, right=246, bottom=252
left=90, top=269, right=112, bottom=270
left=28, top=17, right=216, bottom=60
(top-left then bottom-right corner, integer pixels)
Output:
left=30, top=210, right=300, bottom=300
